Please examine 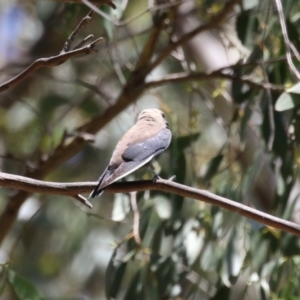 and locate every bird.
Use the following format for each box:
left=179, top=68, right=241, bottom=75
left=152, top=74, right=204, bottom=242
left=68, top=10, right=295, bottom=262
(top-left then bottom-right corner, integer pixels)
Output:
left=89, top=108, right=172, bottom=198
